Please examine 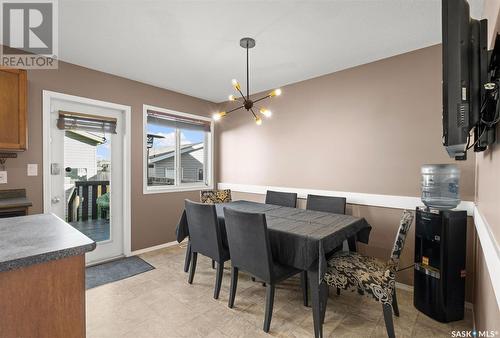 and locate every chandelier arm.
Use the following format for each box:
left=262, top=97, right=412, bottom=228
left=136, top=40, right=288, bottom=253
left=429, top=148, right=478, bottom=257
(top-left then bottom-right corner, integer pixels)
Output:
left=252, top=95, right=271, bottom=105
left=249, top=107, right=258, bottom=119
left=235, top=87, right=247, bottom=103
left=226, top=104, right=245, bottom=114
